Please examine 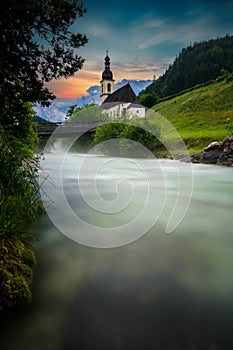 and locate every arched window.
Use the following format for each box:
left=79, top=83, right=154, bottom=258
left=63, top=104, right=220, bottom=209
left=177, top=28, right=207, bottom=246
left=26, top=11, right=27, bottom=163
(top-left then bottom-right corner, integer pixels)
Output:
left=101, top=84, right=103, bottom=93
left=107, top=83, right=111, bottom=92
